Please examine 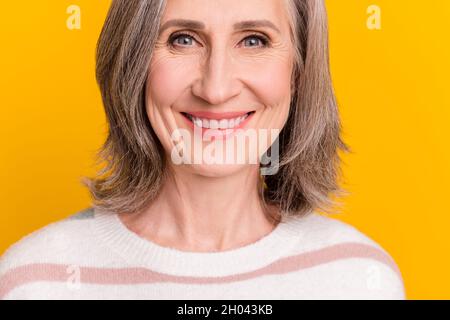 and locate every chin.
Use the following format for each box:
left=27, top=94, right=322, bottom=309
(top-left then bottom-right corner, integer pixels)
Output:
left=184, top=163, right=255, bottom=179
